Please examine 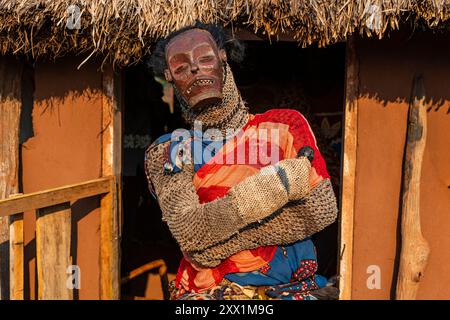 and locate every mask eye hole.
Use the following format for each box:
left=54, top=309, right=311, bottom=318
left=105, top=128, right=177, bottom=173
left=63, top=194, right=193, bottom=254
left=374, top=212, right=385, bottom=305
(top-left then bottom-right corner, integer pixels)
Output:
left=199, top=56, right=214, bottom=63
left=174, top=64, right=188, bottom=74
